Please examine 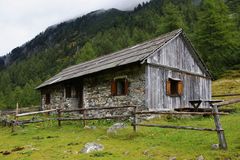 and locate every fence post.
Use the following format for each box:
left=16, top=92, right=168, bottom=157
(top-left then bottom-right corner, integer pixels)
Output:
left=57, top=108, right=61, bottom=127
left=12, top=103, right=19, bottom=132
left=83, top=109, right=86, bottom=127
left=132, top=106, right=137, bottom=132
left=212, top=104, right=227, bottom=150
